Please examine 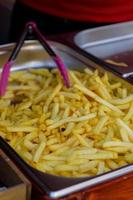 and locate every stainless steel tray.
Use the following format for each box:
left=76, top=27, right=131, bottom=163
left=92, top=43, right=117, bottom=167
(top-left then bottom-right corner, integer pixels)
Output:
left=74, top=21, right=133, bottom=59
left=74, top=21, right=133, bottom=78
left=0, top=40, right=133, bottom=199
